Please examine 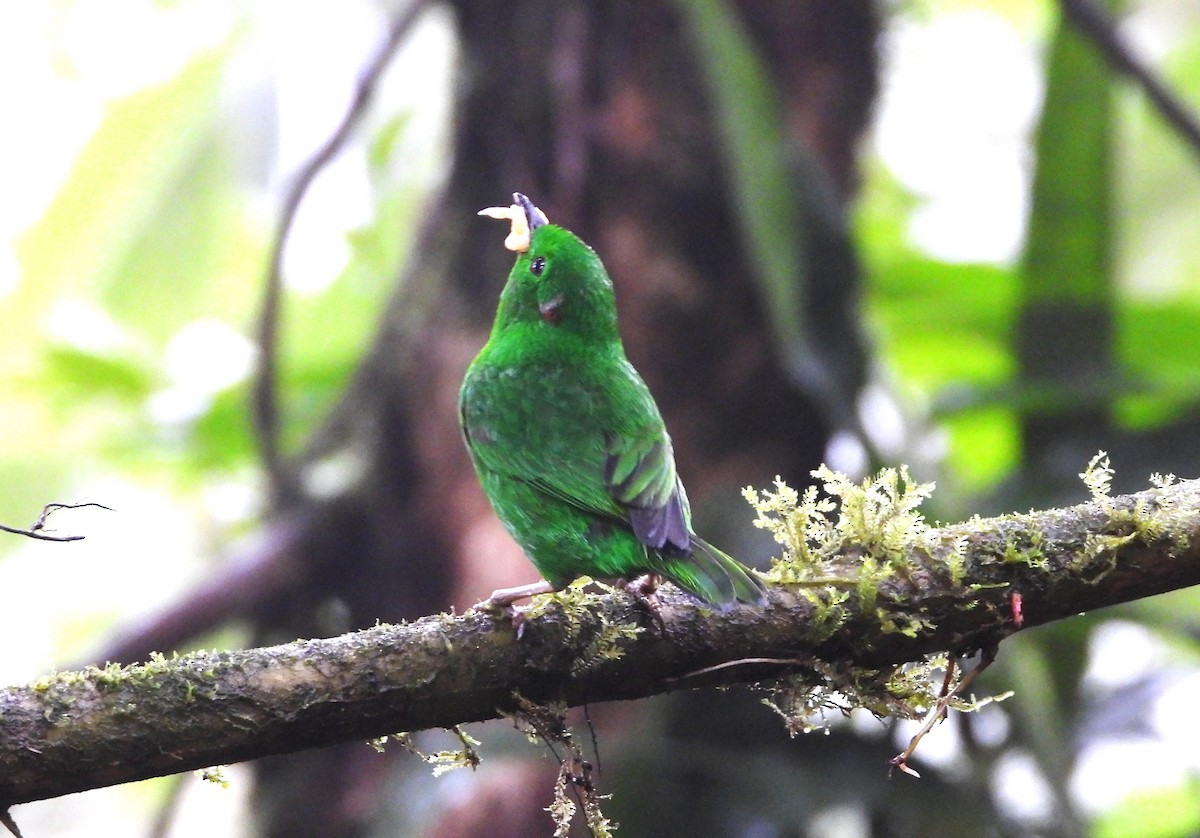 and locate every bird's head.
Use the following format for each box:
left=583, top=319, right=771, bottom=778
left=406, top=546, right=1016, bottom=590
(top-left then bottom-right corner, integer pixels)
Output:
left=478, top=193, right=619, bottom=345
